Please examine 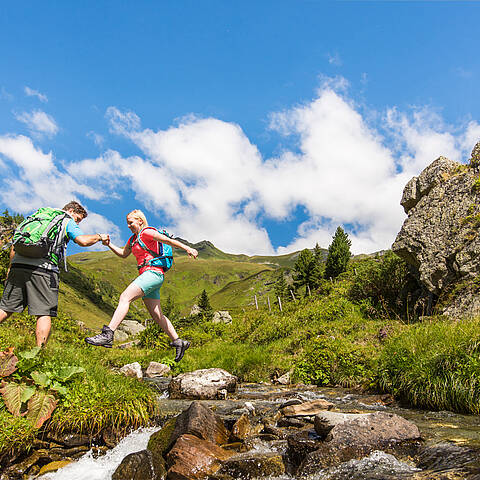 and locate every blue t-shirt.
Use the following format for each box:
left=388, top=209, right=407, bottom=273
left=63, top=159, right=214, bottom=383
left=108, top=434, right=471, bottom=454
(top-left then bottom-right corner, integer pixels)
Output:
left=65, top=219, right=84, bottom=241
